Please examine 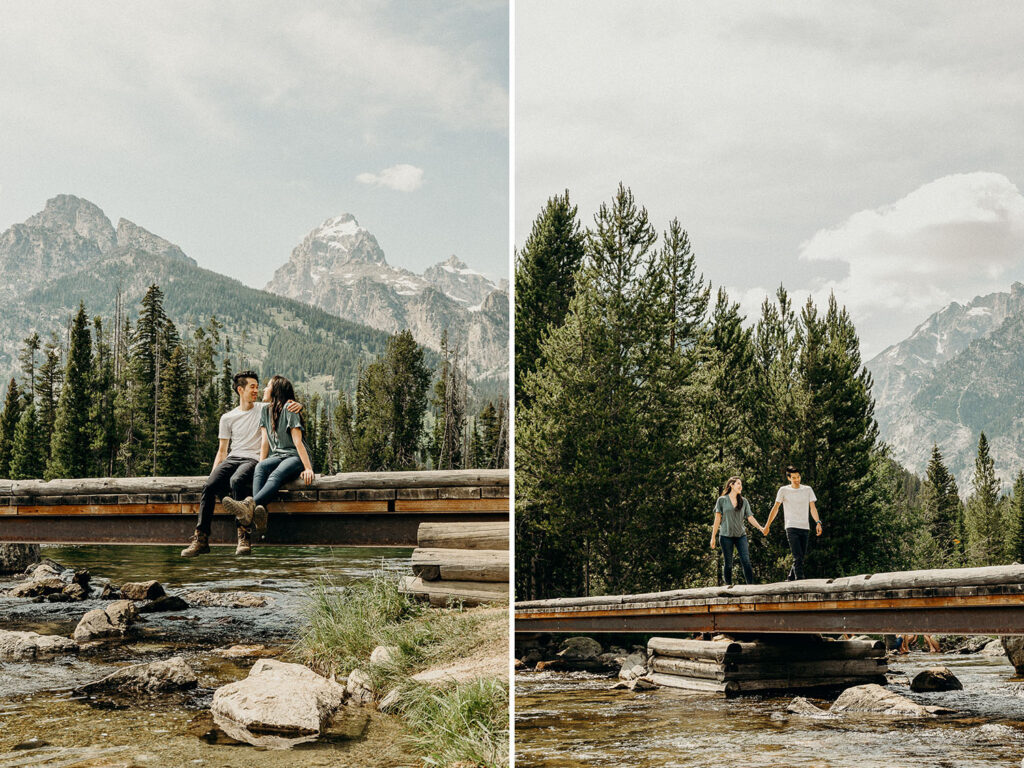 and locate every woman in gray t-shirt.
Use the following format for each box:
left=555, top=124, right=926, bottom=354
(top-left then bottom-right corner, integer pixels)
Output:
left=710, top=476, right=765, bottom=585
